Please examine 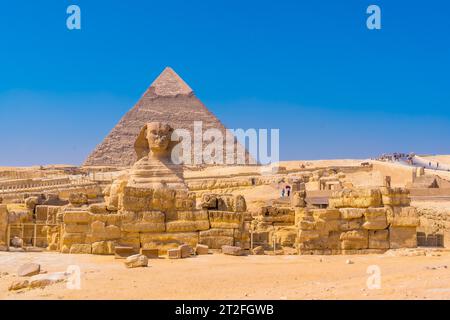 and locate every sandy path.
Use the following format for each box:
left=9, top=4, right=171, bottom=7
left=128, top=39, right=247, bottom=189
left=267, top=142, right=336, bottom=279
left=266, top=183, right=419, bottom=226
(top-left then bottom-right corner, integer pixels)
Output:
left=1, top=251, right=450, bottom=300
